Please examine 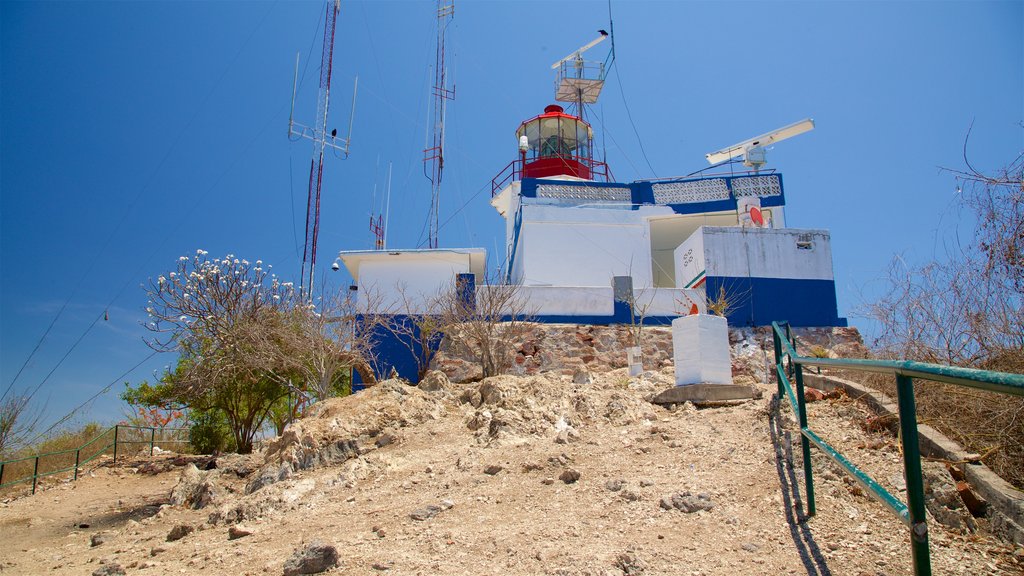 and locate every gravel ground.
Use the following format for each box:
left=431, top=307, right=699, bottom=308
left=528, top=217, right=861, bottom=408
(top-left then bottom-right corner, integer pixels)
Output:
left=1, top=366, right=1021, bottom=575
